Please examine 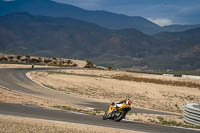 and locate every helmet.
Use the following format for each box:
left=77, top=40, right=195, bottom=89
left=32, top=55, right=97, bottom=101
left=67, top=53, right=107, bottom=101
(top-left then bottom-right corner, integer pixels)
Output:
left=125, top=98, right=131, bottom=105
